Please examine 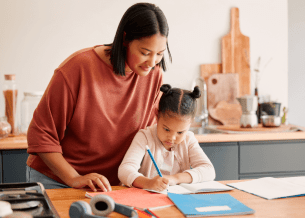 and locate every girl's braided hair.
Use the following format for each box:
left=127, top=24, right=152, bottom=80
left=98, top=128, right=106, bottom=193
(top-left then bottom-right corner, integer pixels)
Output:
left=159, top=84, right=201, bottom=118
